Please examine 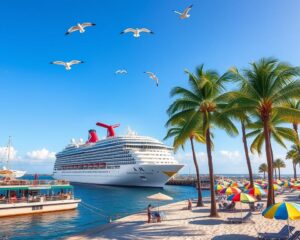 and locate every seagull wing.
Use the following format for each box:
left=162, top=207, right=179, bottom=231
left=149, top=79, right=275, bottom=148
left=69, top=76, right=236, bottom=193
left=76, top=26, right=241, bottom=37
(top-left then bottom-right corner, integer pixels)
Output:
left=65, top=26, right=79, bottom=35
left=51, top=61, right=66, bottom=66
left=121, top=28, right=136, bottom=34
left=139, top=28, right=154, bottom=34
left=183, top=5, right=193, bottom=15
left=69, top=60, right=84, bottom=65
left=173, top=10, right=182, bottom=15
left=81, top=22, right=96, bottom=27
left=144, top=71, right=153, bottom=76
